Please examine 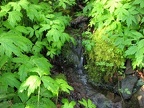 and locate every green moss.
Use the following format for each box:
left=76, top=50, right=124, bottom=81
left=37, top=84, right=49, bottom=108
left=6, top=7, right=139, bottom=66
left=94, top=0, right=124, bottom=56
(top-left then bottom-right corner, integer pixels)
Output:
left=86, top=30, right=124, bottom=83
